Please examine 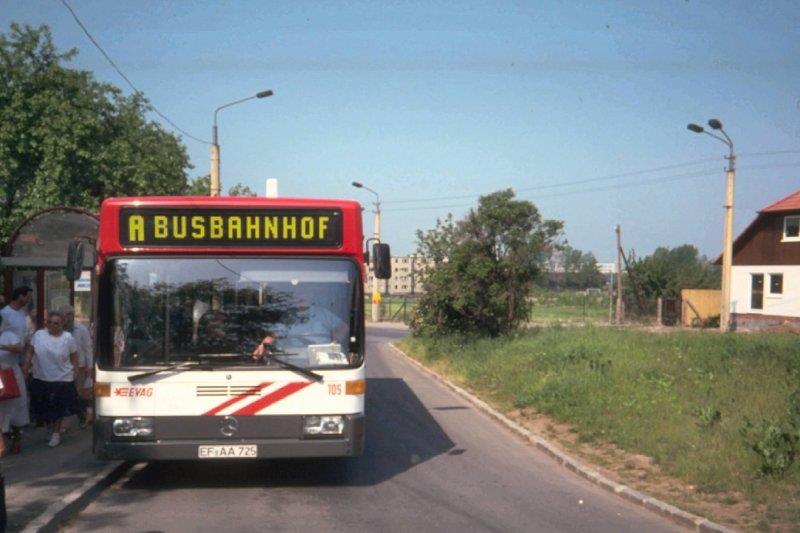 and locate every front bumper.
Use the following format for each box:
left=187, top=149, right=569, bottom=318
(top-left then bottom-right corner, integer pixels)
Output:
left=93, top=414, right=365, bottom=460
